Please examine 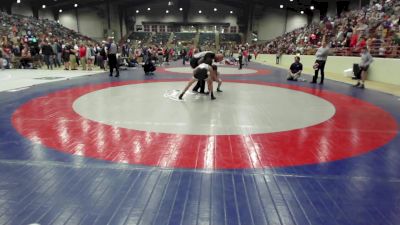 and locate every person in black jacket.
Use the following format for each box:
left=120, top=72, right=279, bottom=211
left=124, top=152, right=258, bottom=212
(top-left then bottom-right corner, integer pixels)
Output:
left=41, top=40, right=54, bottom=70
